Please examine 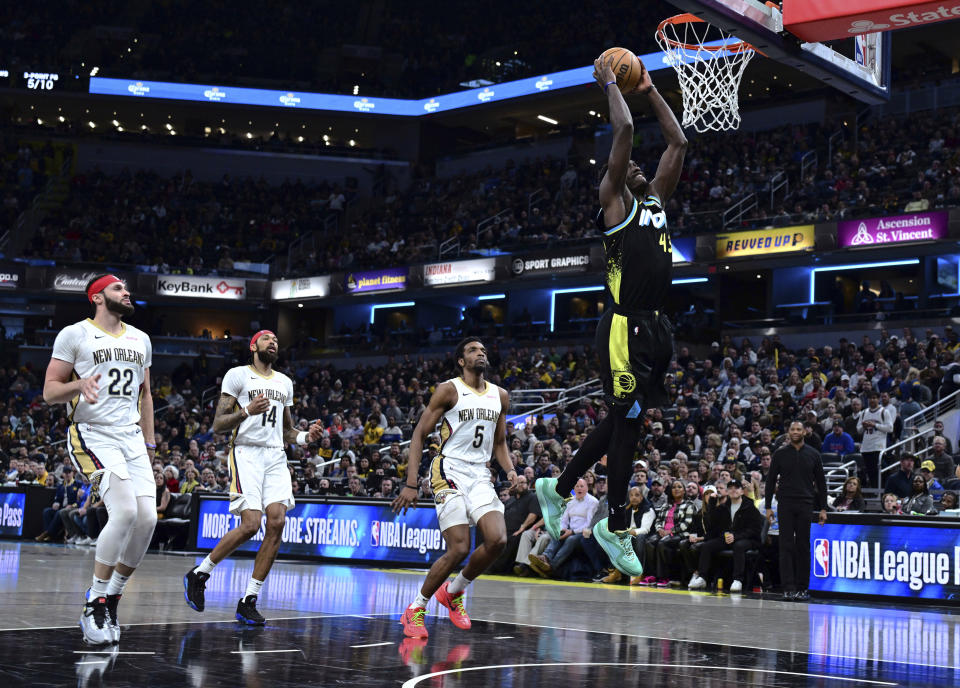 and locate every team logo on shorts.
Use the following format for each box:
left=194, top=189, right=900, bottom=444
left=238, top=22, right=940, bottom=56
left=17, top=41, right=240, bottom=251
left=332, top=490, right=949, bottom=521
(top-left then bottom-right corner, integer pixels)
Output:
left=435, top=490, right=456, bottom=506
left=613, top=370, right=637, bottom=396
